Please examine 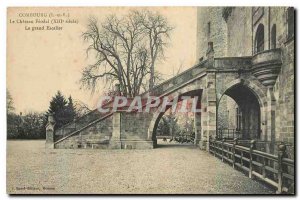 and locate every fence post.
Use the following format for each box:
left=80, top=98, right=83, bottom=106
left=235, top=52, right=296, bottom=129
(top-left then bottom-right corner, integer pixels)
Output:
left=276, top=143, right=286, bottom=194
left=221, top=138, right=225, bottom=162
left=213, top=139, right=216, bottom=157
left=249, top=140, right=256, bottom=179
left=262, top=157, right=266, bottom=178
left=233, top=129, right=235, bottom=140
left=209, top=136, right=213, bottom=153
left=232, top=138, right=238, bottom=169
